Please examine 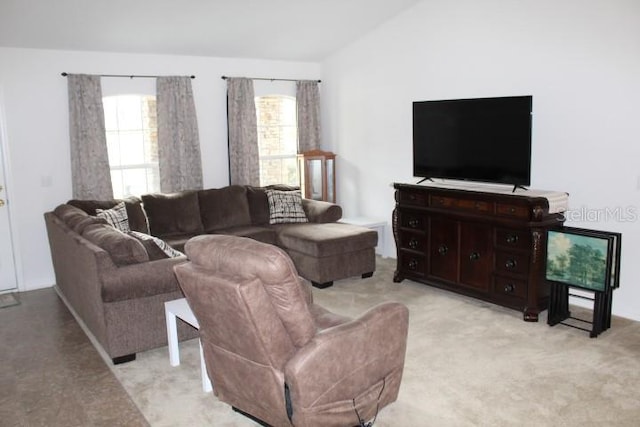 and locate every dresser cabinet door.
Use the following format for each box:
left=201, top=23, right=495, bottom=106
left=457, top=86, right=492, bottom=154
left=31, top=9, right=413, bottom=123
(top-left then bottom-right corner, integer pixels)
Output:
left=428, top=217, right=458, bottom=282
left=459, top=222, right=493, bottom=291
